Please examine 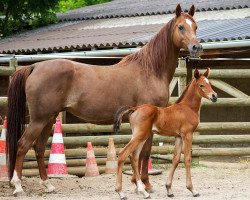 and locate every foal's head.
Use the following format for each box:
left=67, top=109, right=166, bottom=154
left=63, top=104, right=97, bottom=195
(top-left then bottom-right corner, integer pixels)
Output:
left=194, top=68, right=217, bottom=102
left=172, top=4, right=202, bottom=57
